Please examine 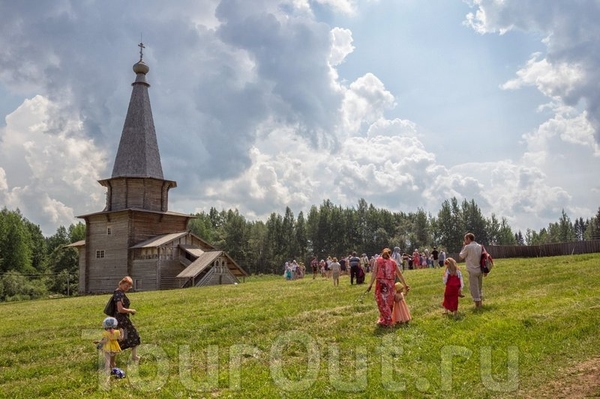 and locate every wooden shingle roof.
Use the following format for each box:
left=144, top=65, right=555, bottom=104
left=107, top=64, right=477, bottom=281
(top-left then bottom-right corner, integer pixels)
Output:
left=176, top=251, right=222, bottom=278
left=130, top=232, right=190, bottom=248
left=111, top=59, right=164, bottom=180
